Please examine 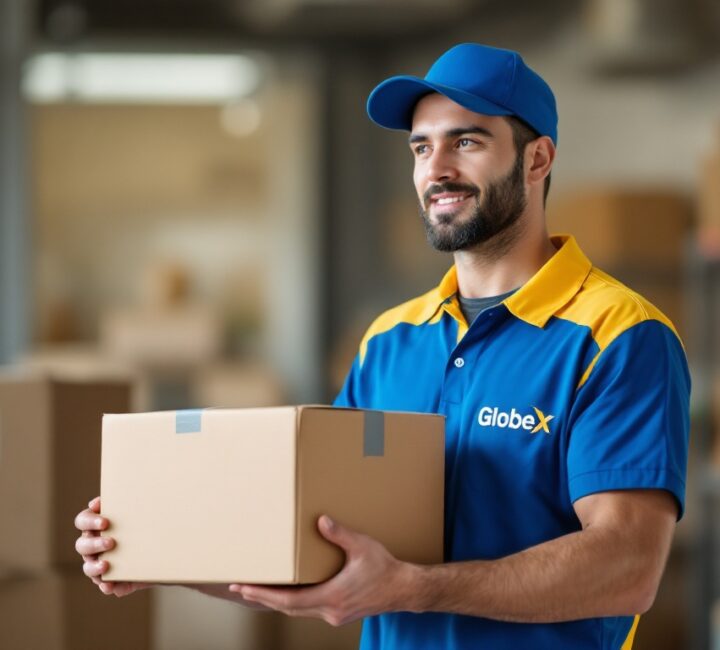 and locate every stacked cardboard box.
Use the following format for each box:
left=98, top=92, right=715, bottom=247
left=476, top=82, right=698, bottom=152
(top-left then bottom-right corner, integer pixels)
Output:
left=699, top=152, right=720, bottom=233
left=0, top=372, right=151, bottom=650
left=548, top=189, right=693, bottom=337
